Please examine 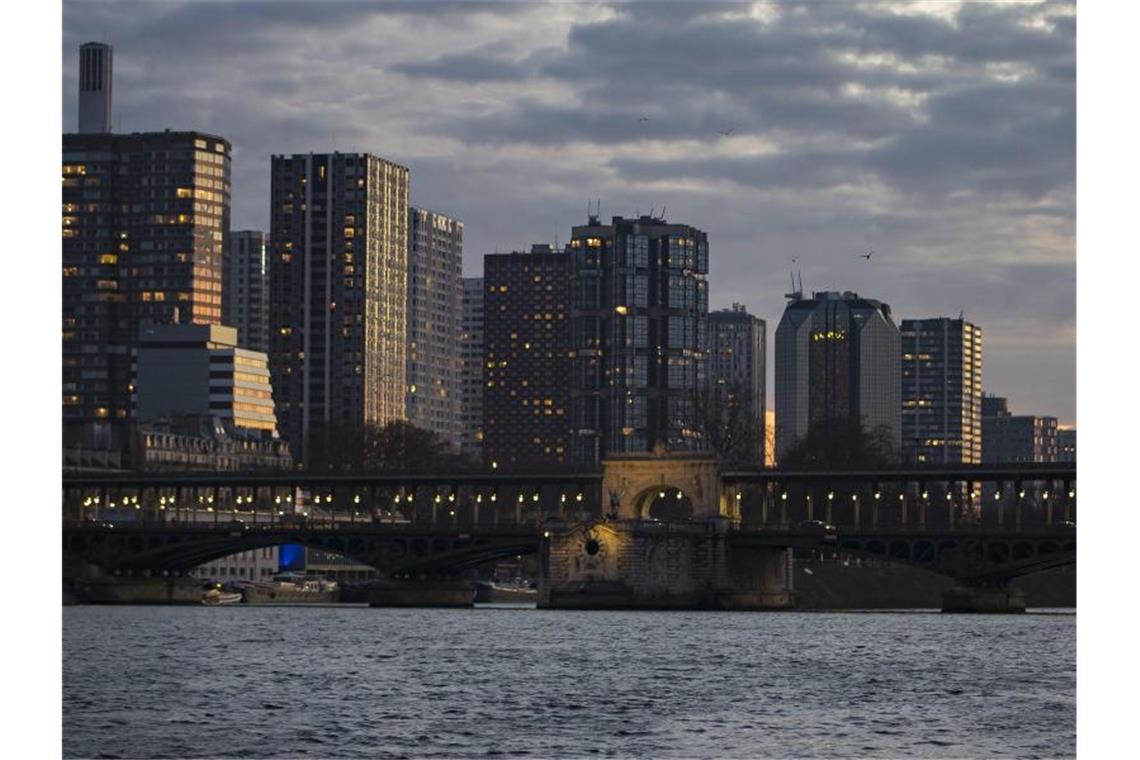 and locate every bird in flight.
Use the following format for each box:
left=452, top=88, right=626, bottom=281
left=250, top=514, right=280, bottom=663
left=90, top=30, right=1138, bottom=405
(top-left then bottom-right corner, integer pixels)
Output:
left=638, top=116, right=650, bottom=122
left=856, top=250, right=874, bottom=260
left=718, top=127, right=736, bottom=136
